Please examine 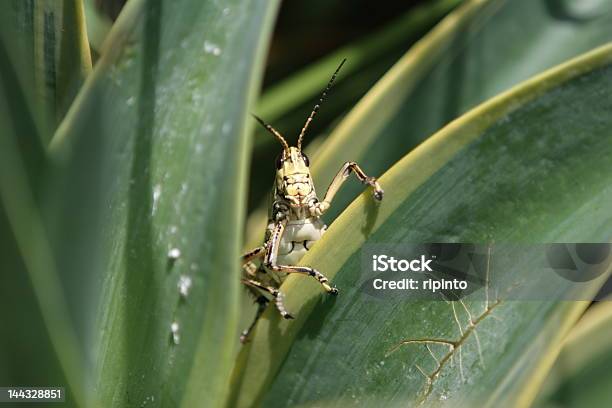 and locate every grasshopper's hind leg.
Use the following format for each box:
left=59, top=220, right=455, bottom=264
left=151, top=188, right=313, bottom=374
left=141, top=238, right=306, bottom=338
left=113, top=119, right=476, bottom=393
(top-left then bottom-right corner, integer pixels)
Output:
left=242, top=278, right=294, bottom=320
left=240, top=293, right=268, bottom=344
left=242, top=246, right=265, bottom=264
left=240, top=247, right=291, bottom=343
